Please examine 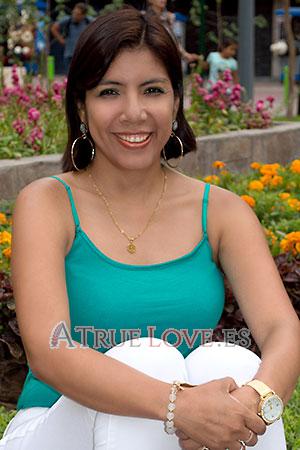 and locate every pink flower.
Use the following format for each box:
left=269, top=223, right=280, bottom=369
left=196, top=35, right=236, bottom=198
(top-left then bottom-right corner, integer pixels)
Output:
left=217, top=100, right=226, bottom=110
left=266, top=96, right=275, bottom=106
left=12, top=65, right=20, bottom=87
left=223, top=69, right=233, bottom=82
left=25, top=126, right=44, bottom=148
left=195, top=74, right=203, bottom=85
left=232, top=84, right=242, bottom=92
left=204, top=94, right=214, bottom=102
left=261, top=111, right=271, bottom=120
left=256, top=100, right=264, bottom=112
left=28, top=107, right=40, bottom=122
left=197, top=87, right=208, bottom=96
left=52, top=94, right=62, bottom=104
left=12, top=118, right=26, bottom=135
